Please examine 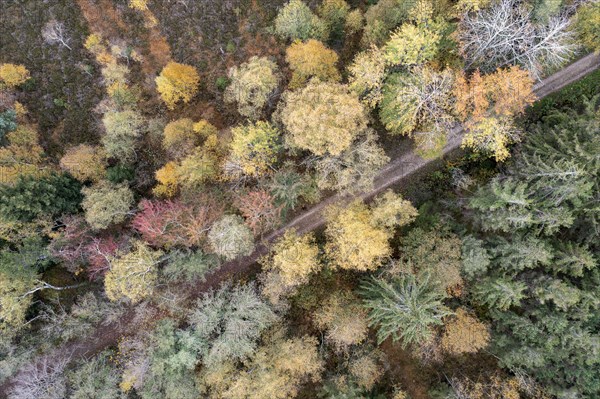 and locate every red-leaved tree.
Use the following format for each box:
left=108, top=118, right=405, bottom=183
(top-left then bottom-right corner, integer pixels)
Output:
left=236, top=190, right=282, bottom=235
